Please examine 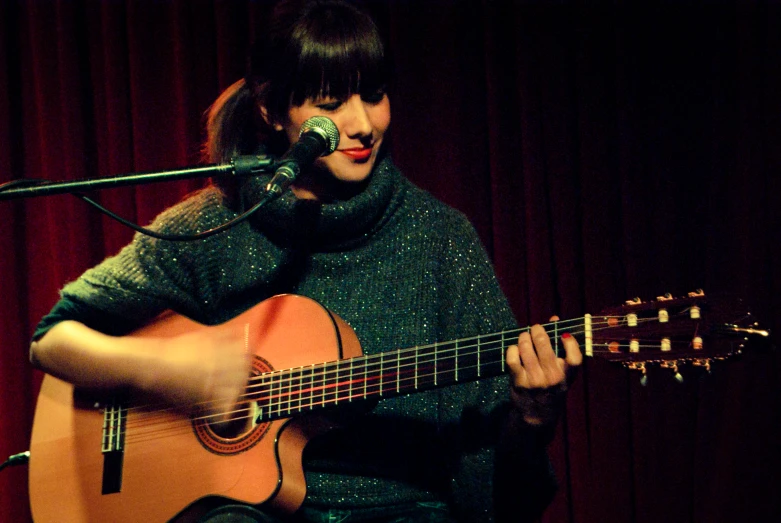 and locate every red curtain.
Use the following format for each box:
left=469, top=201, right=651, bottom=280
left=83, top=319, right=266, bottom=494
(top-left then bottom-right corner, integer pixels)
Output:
left=1, top=1, right=779, bottom=522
